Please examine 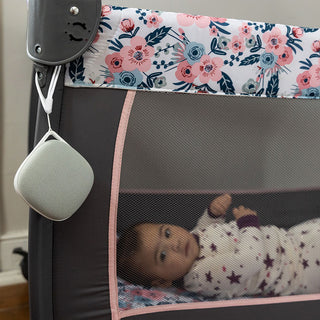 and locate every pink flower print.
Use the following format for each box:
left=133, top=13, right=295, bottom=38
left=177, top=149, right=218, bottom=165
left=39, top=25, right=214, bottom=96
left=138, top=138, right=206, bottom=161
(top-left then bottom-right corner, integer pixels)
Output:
left=210, top=26, right=218, bottom=37
left=175, top=60, right=197, bottom=83
left=297, top=70, right=312, bottom=90
left=146, top=12, right=163, bottom=28
left=228, top=35, right=245, bottom=53
left=140, top=289, right=166, bottom=300
left=312, top=40, right=320, bottom=53
left=105, top=52, right=124, bottom=73
left=120, top=18, right=135, bottom=33
left=192, top=55, right=223, bottom=83
left=309, top=63, right=320, bottom=87
left=292, top=27, right=303, bottom=39
left=211, top=17, right=227, bottom=23
left=239, top=22, right=252, bottom=39
left=262, top=27, right=287, bottom=55
left=120, top=36, right=155, bottom=72
left=277, top=46, right=293, bottom=66
left=93, top=32, right=100, bottom=44
left=105, top=76, right=114, bottom=84
left=101, top=5, right=112, bottom=17
left=177, top=13, right=211, bottom=28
